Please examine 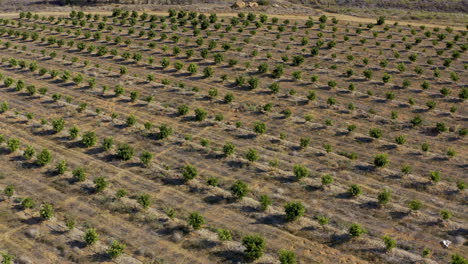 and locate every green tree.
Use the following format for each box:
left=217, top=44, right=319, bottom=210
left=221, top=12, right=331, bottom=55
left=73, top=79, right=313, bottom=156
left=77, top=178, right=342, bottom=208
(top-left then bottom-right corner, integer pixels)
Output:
left=72, top=167, right=86, bottom=182
left=36, top=148, right=52, bottom=166
left=117, top=144, right=134, bottom=160
left=284, top=201, right=305, bottom=221
left=182, top=164, right=198, bottom=181
left=7, top=138, right=20, bottom=152
left=231, top=180, right=249, bottom=200
left=253, top=121, right=266, bottom=135
left=188, top=212, right=205, bottom=230
left=377, top=189, right=392, bottom=206
left=260, top=194, right=272, bottom=211
left=21, top=197, right=35, bottom=209
left=223, top=142, right=236, bottom=156
left=349, top=223, right=367, bottom=237
left=39, top=203, right=54, bottom=219
left=81, top=131, right=97, bottom=147
left=279, top=249, right=297, bottom=264
left=137, top=193, right=151, bottom=209
left=139, top=151, right=153, bottom=167
left=293, top=164, right=309, bottom=180
left=374, top=154, right=389, bottom=168
left=107, top=241, right=126, bottom=259
left=84, top=228, right=99, bottom=246
left=242, top=235, right=266, bottom=260
left=94, top=177, right=108, bottom=193
left=383, top=235, right=396, bottom=251
left=3, top=185, right=14, bottom=197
